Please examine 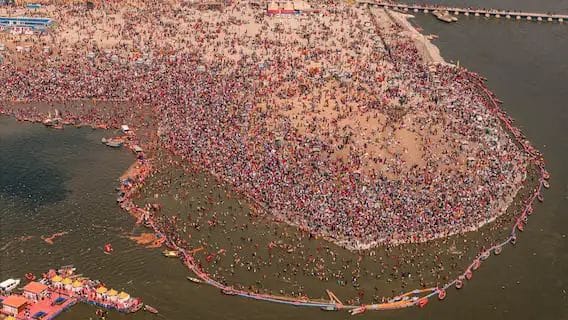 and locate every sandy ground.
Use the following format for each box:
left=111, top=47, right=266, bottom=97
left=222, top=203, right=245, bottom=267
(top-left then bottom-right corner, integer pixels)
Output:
left=386, top=10, right=448, bottom=65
